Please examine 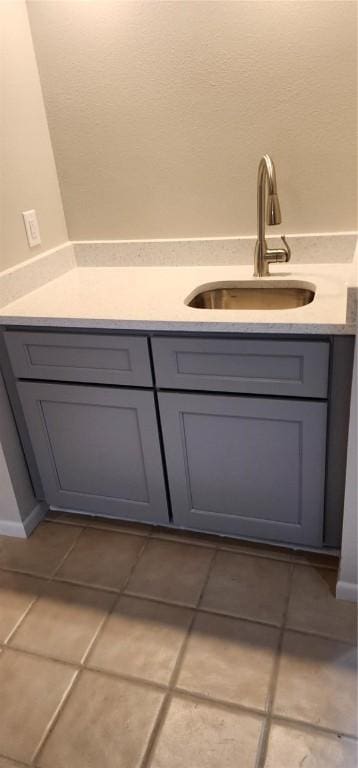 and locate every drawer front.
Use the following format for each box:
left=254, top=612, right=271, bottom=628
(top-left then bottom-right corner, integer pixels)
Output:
left=4, top=331, right=152, bottom=386
left=152, top=337, right=329, bottom=398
